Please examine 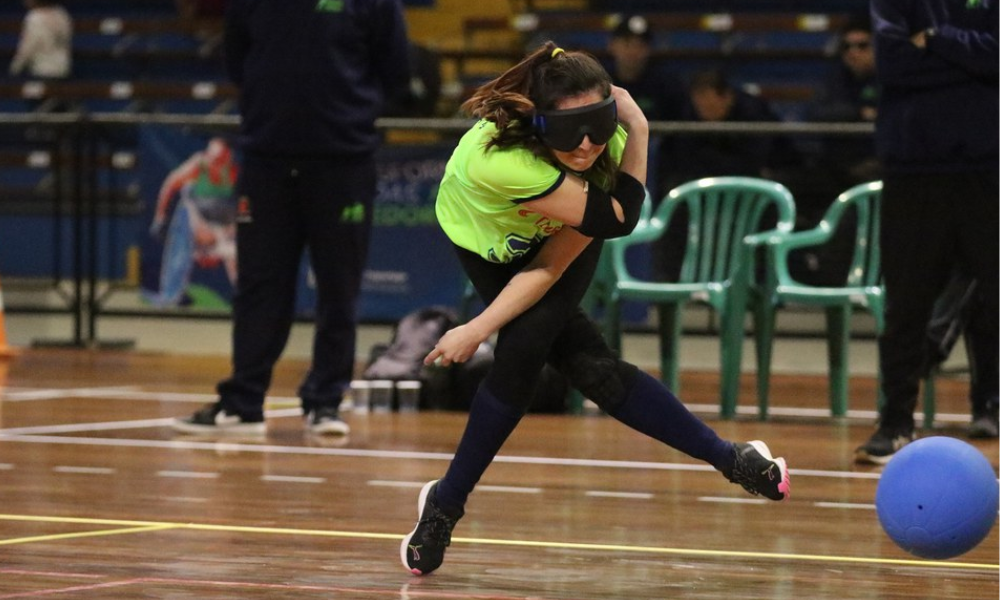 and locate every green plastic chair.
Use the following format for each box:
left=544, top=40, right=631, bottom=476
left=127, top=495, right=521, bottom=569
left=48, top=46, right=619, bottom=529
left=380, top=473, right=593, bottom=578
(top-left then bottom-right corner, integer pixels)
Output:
left=598, top=176, right=797, bottom=418
left=757, top=181, right=884, bottom=419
